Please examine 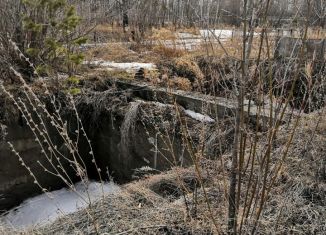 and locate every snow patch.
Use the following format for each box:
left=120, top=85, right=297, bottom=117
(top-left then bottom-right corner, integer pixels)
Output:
left=152, top=101, right=174, bottom=108
left=3, top=181, right=119, bottom=229
left=177, top=32, right=201, bottom=39
left=84, top=60, right=156, bottom=72
left=200, top=29, right=234, bottom=39
left=152, top=102, right=215, bottom=123
left=184, top=109, right=215, bottom=123
left=200, top=29, right=259, bottom=40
